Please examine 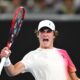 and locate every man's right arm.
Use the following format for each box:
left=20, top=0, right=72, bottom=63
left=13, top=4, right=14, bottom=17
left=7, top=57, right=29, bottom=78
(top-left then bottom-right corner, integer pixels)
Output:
left=0, top=47, right=26, bottom=76
left=4, top=60, right=25, bottom=76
